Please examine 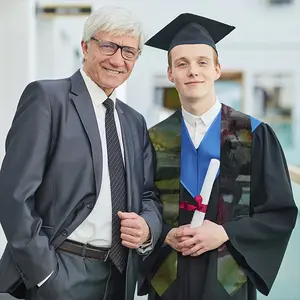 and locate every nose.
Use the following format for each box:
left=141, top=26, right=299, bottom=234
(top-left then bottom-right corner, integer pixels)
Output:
left=187, top=63, right=199, bottom=77
left=109, top=48, right=125, bottom=67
